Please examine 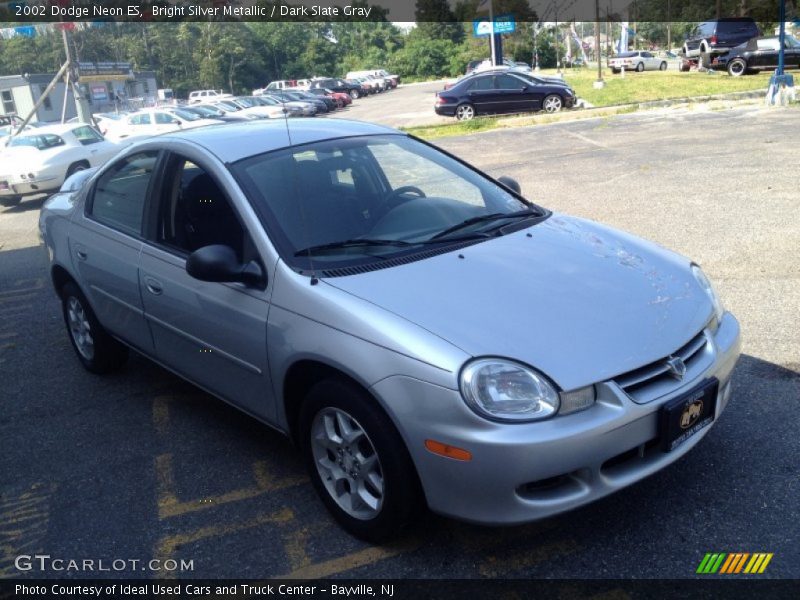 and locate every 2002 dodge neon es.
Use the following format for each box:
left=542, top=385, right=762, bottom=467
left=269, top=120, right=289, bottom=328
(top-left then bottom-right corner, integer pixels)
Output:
left=39, top=119, right=741, bottom=542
